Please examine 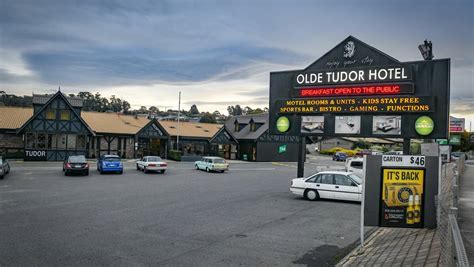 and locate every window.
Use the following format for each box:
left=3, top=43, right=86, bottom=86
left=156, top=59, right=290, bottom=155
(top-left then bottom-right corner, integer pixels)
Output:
left=60, top=110, right=71, bottom=120
left=305, top=175, right=318, bottom=183
left=26, top=133, right=36, bottom=148
left=350, top=161, right=363, bottom=169
left=37, top=133, right=47, bottom=149
left=335, top=175, right=354, bottom=186
left=77, top=135, right=86, bottom=150
left=46, top=110, right=56, bottom=120
left=250, top=123, right=256, bottom=132
left=67, top=134, right=76, bottom=150
left=48, top=134, right=57, bottom=149
left=314, top=175, right=322, bottom=183
left=320, top=174, right=334, bottom=184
